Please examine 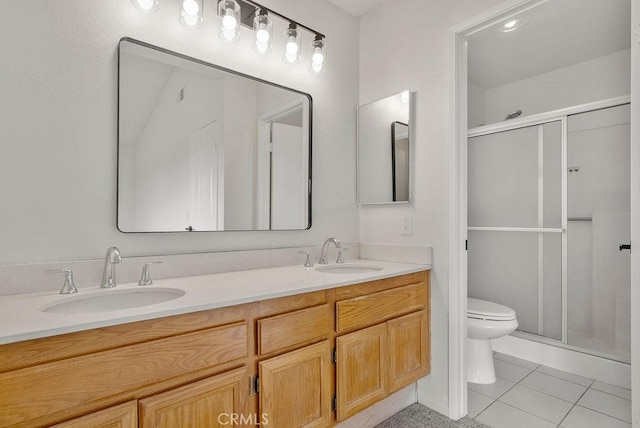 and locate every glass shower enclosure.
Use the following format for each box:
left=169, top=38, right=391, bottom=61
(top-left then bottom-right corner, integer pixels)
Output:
left=467, top=102, right=631, bottom=362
